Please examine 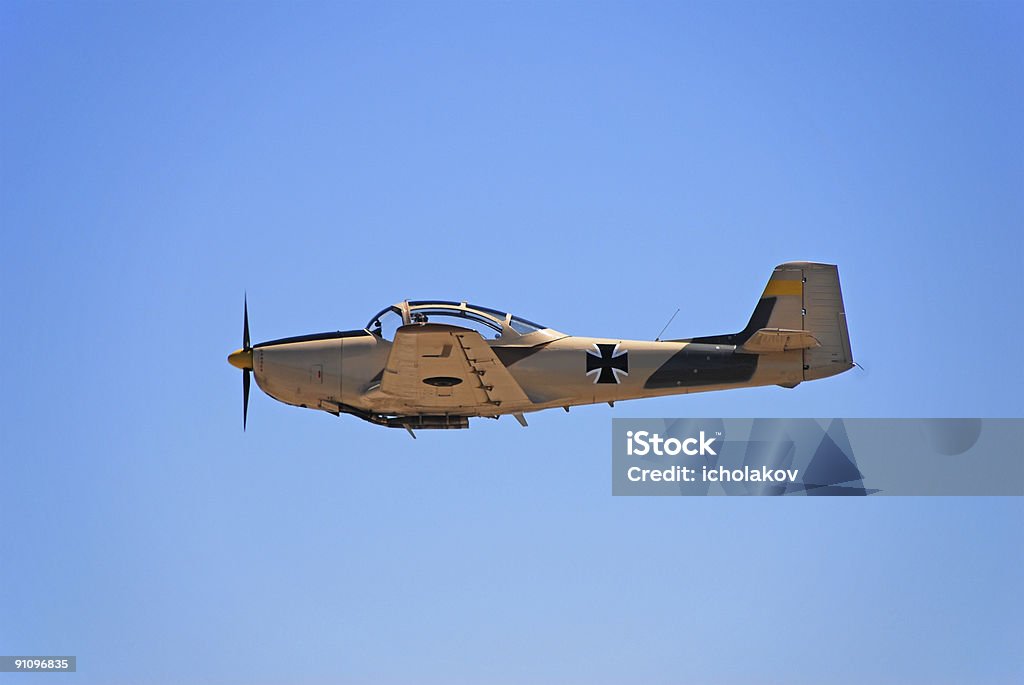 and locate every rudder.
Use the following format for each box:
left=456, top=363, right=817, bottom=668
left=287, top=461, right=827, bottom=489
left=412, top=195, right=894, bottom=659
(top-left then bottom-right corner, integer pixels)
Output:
left=798, top=262, right=853, bottom=380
